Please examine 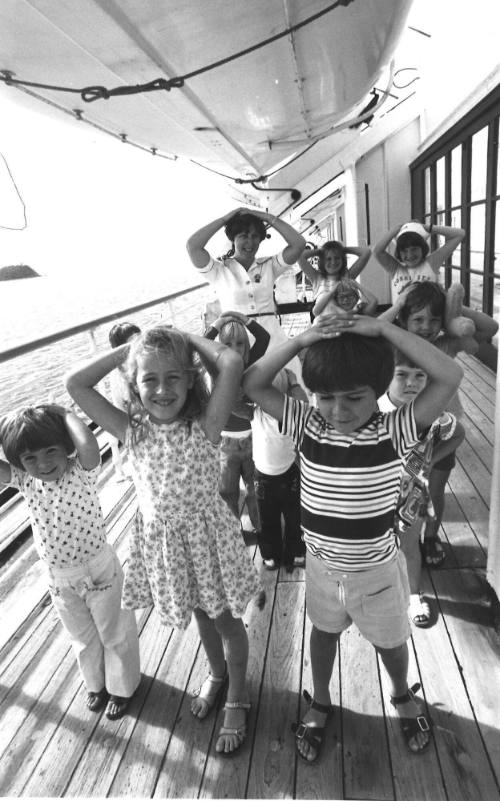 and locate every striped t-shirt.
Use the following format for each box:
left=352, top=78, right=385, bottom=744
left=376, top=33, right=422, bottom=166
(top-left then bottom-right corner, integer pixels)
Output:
left=281, top=395, right=420, bottom=571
